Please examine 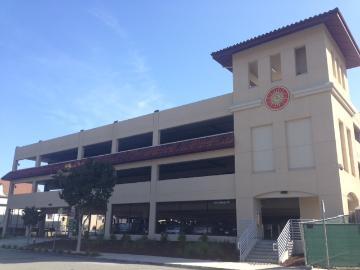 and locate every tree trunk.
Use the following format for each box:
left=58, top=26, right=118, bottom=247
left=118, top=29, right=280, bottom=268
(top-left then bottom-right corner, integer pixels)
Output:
left=76, top=214, right=82, bottom=253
